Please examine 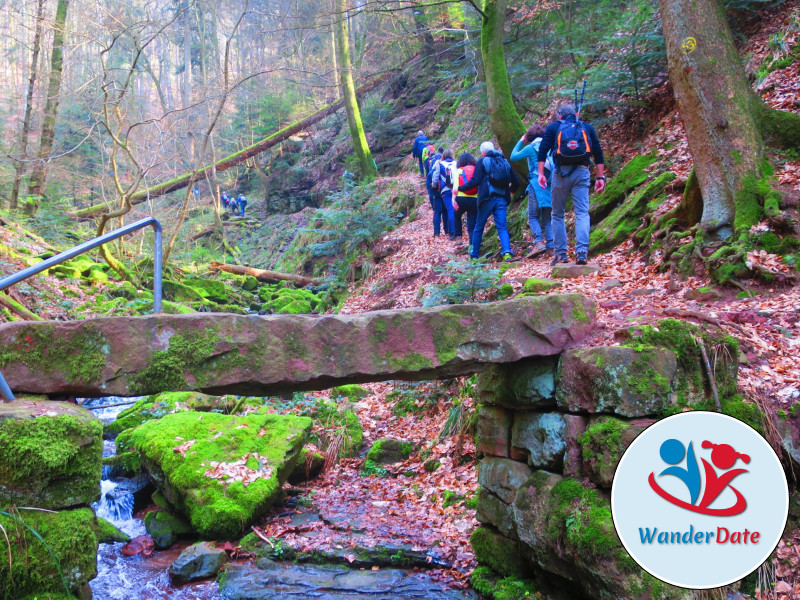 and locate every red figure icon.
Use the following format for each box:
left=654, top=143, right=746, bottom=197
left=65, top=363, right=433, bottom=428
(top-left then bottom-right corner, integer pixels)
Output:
left=697, top=441, right=749, bottom=512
